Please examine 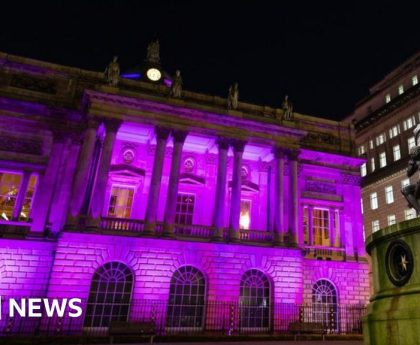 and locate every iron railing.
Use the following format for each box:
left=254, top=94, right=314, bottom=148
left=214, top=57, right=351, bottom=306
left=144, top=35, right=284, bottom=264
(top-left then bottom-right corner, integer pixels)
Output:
left=0, top=298, right=366, bottom=338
